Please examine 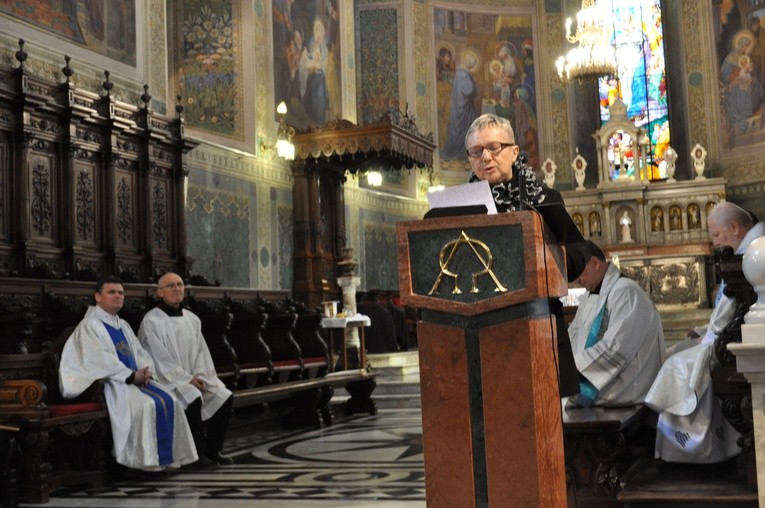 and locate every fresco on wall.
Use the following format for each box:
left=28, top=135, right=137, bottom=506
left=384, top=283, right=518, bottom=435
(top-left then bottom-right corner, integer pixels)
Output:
left=357, top=8, right=399, bottom=125
left=186, top=183, right=250, bottom=287
left=174, top=0, right=243, bottom=140
left=0, top=0, right=136, bottom=66
left=272, top=0, right=341, bottom=130
left=714, top=0, right=765, bottom=152
left=434, top=8, right=538, bottom=171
